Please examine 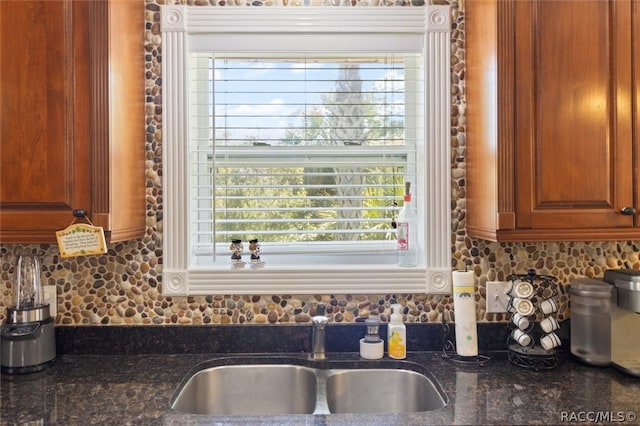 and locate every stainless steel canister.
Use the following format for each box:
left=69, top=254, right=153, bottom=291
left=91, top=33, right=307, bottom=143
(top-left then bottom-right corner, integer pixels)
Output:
left=568, top=278, right=612, bottom=366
